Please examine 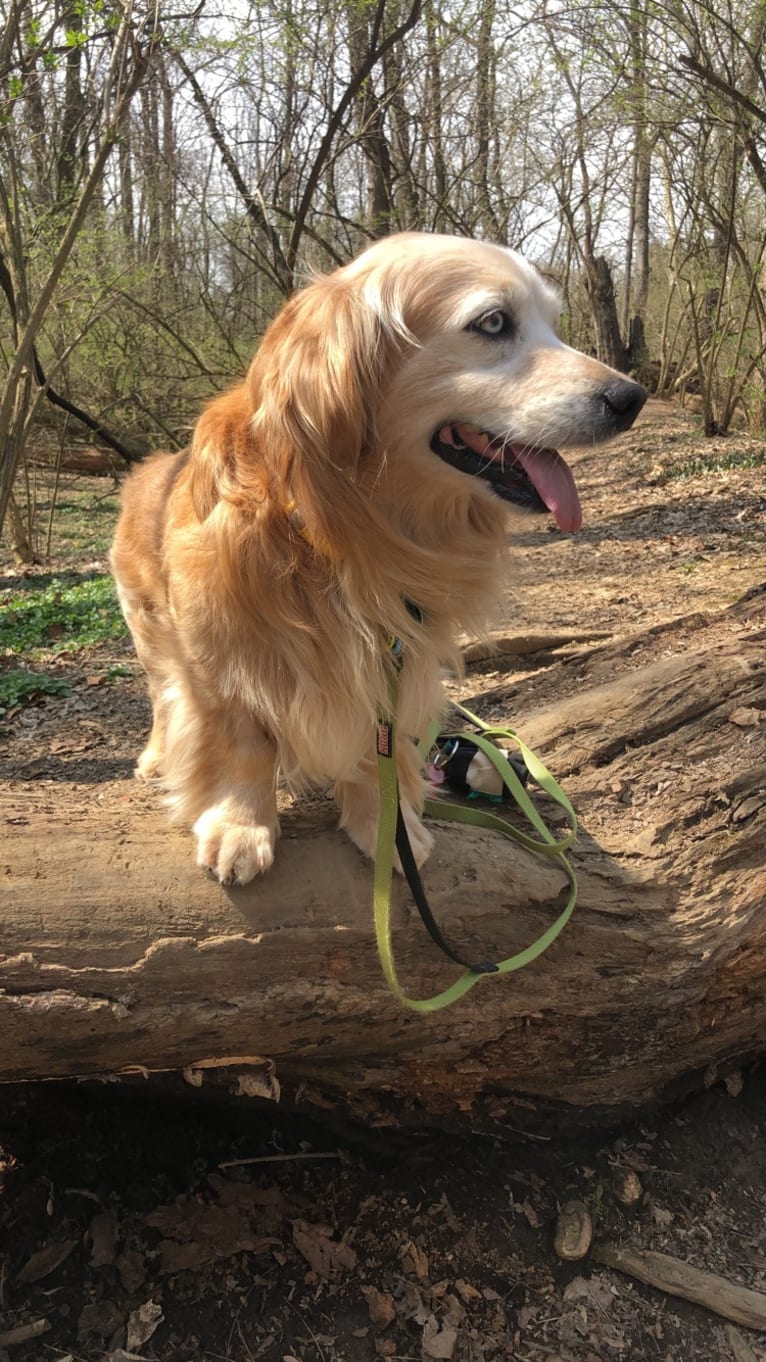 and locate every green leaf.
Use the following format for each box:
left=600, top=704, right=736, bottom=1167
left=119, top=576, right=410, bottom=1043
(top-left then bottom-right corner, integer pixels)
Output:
left=0, top=670, right=71, bottom=716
